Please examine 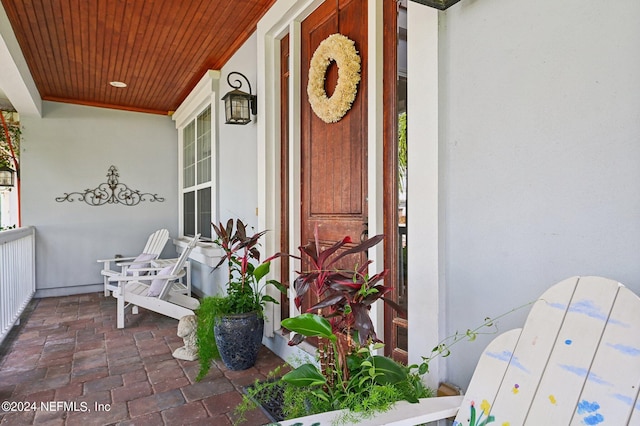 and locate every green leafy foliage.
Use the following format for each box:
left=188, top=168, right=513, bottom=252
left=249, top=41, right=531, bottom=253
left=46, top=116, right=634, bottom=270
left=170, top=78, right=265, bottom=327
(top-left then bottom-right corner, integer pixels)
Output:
left=274, top=314, right=431, bottom=421
left=367, top=356, right=406, bottom=385
left=281, top=313, right=336, bottom=342
left=281, top=363, right=326, bottom=387
left=398, top=112, right=407, bottom=192
left=195, top=296, right=225, bottom=381
left=415, top=303, right=533, bottom=375
left=275, top=339, right=431, bottom=422
left=281, top=382, right=332, bottom=420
